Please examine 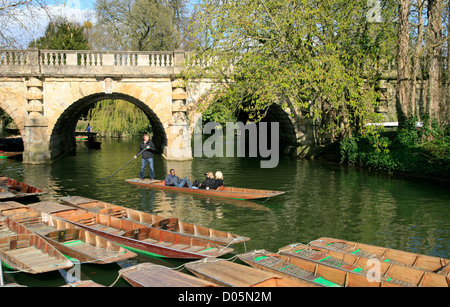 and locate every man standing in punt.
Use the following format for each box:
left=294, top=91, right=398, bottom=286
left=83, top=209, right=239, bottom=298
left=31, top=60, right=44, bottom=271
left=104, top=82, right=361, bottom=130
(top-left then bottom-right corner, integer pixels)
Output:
left=134, top=133, right=156, bottom=180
